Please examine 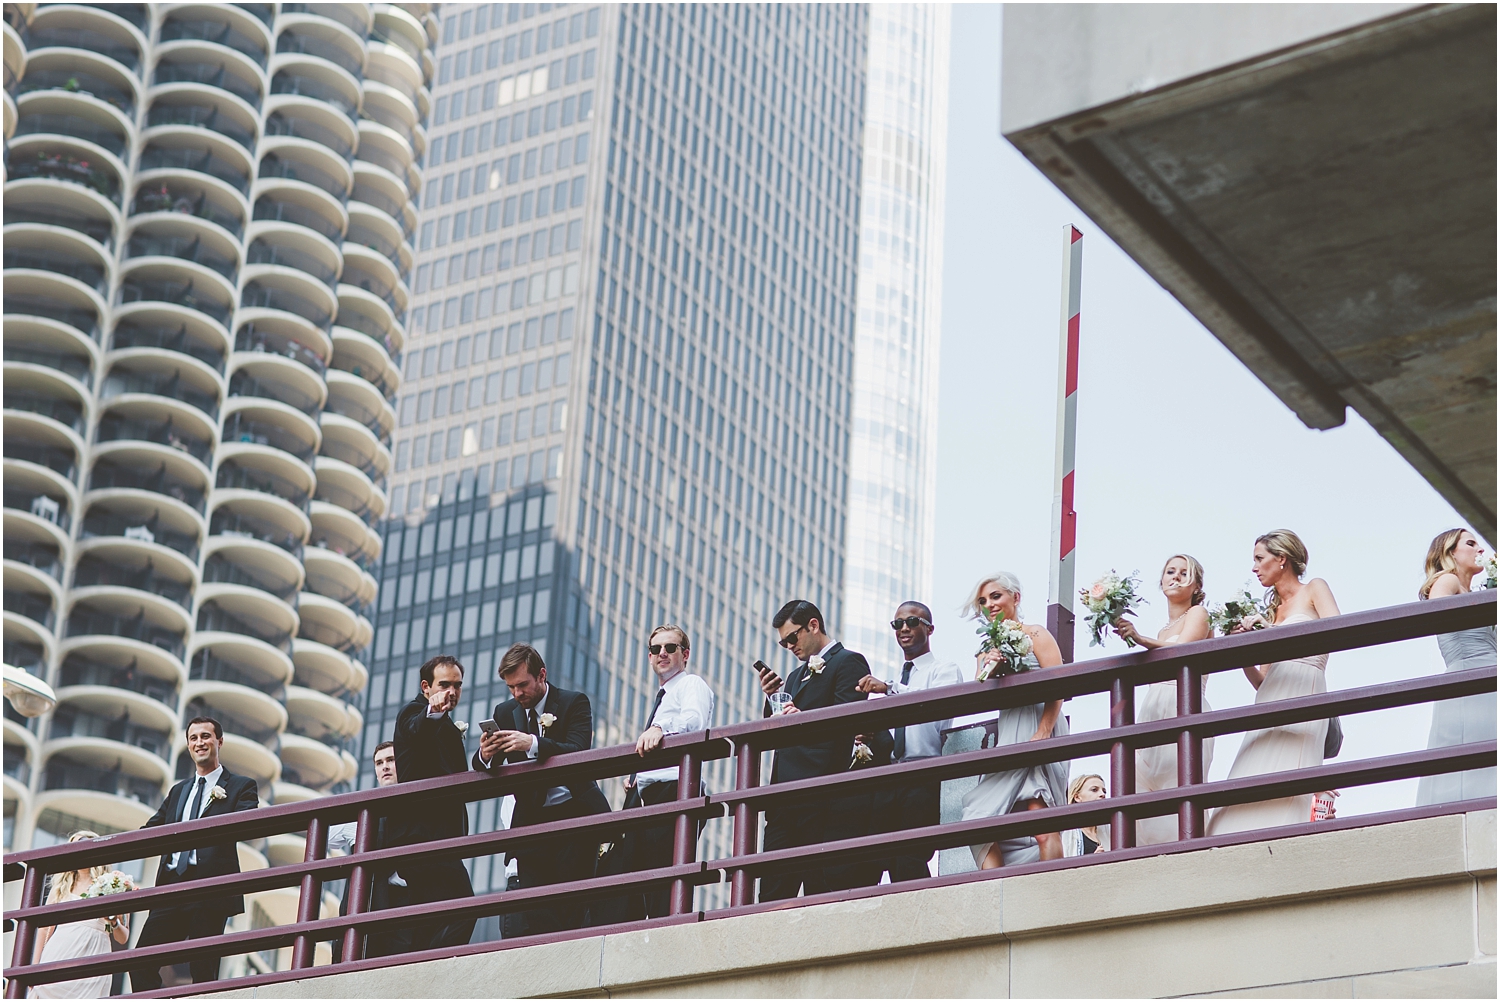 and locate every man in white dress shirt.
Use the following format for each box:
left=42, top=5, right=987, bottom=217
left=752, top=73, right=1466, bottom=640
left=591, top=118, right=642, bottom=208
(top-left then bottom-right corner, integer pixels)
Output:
left=623, top=624, right=715, bottom=918
left=858, top=601, right=966, bottom=882
left=328, top=741, right=412, bottom=957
